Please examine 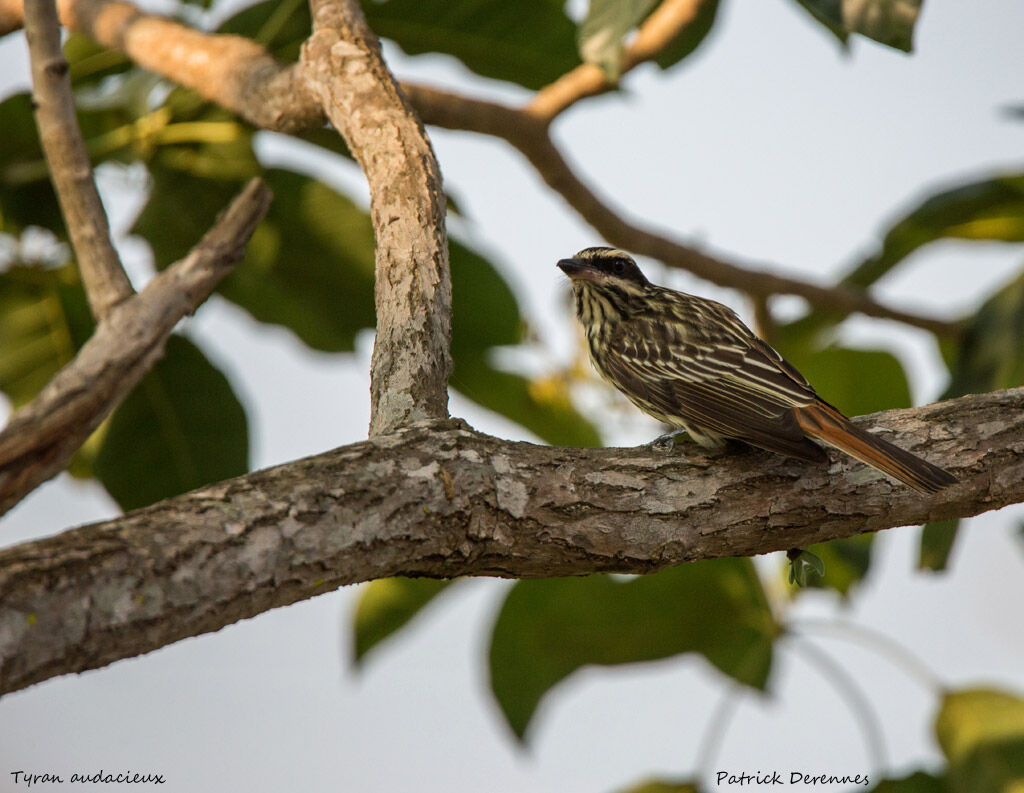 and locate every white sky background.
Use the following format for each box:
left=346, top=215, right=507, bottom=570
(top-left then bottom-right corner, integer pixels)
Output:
left=2, top=0, right=1024, bottom=791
